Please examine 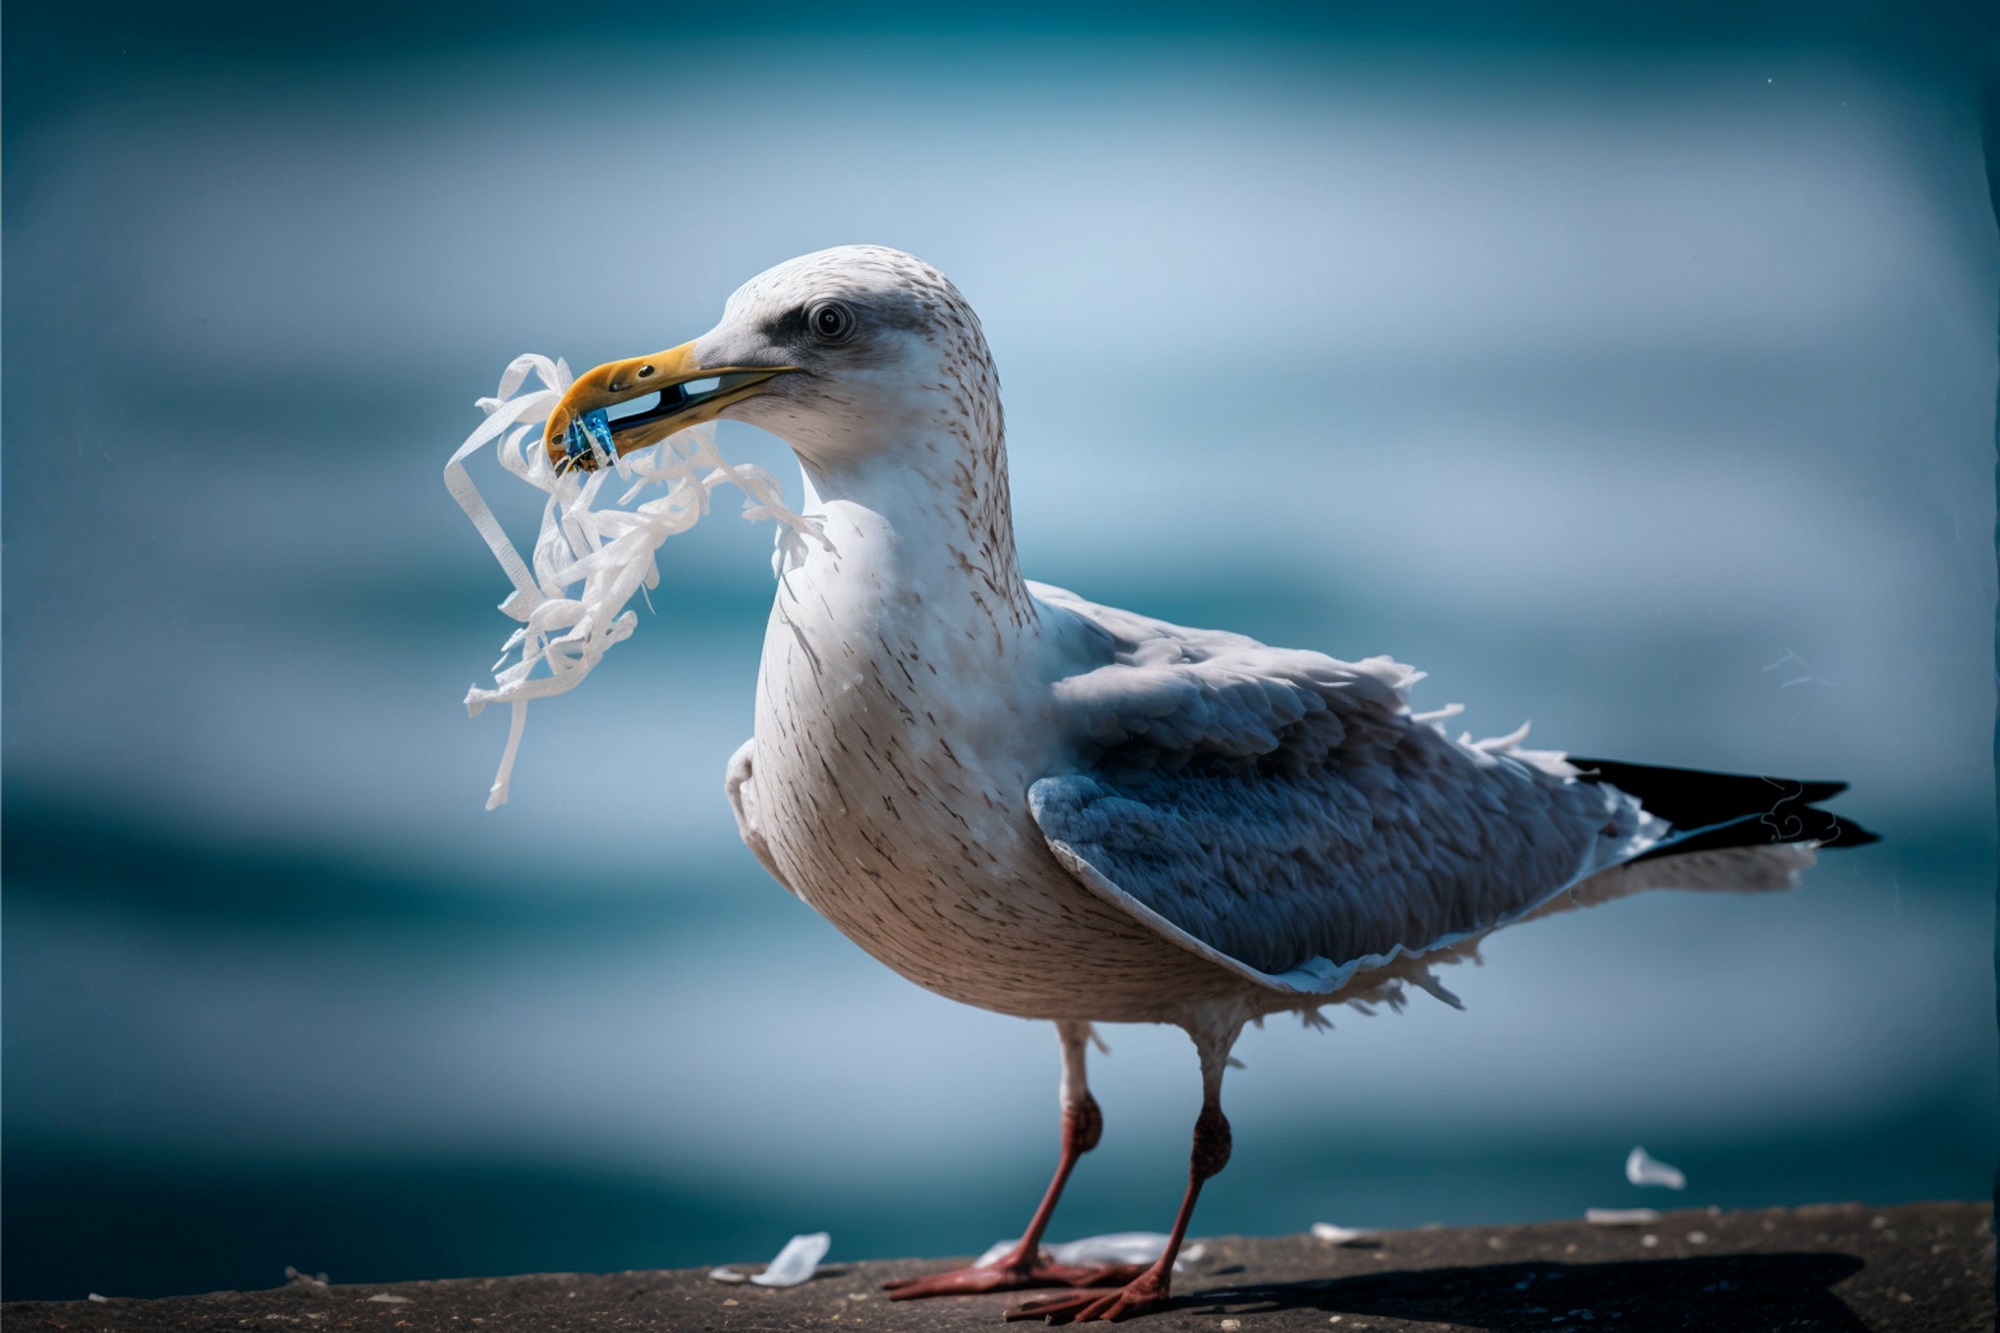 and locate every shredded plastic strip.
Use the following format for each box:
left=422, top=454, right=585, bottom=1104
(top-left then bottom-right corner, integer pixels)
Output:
left=446, top=354, right=824, bottom=809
